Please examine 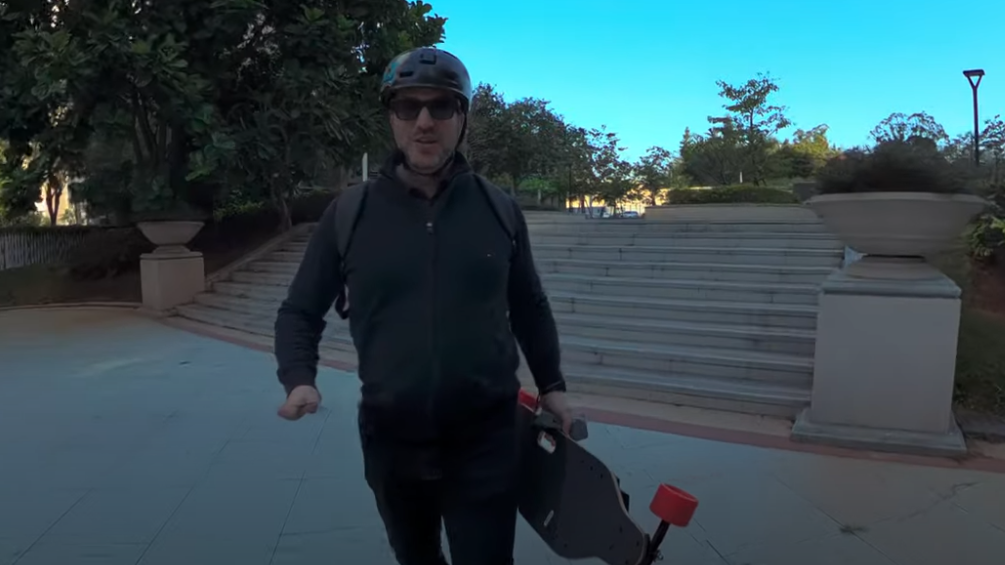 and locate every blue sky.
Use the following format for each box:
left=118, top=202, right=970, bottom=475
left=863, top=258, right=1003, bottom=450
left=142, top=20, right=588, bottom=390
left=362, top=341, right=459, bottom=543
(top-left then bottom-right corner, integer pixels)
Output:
left=432, top=0, right=1005, bottom=160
